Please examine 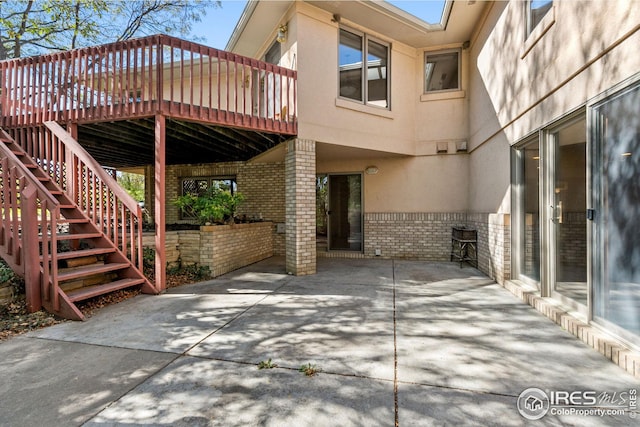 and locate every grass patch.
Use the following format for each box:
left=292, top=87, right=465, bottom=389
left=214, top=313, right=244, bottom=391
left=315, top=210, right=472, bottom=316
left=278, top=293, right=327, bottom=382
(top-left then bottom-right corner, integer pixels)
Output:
left=257, top=358, right=278, bottom=369
left=299, top=362, right=321, bottom=377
